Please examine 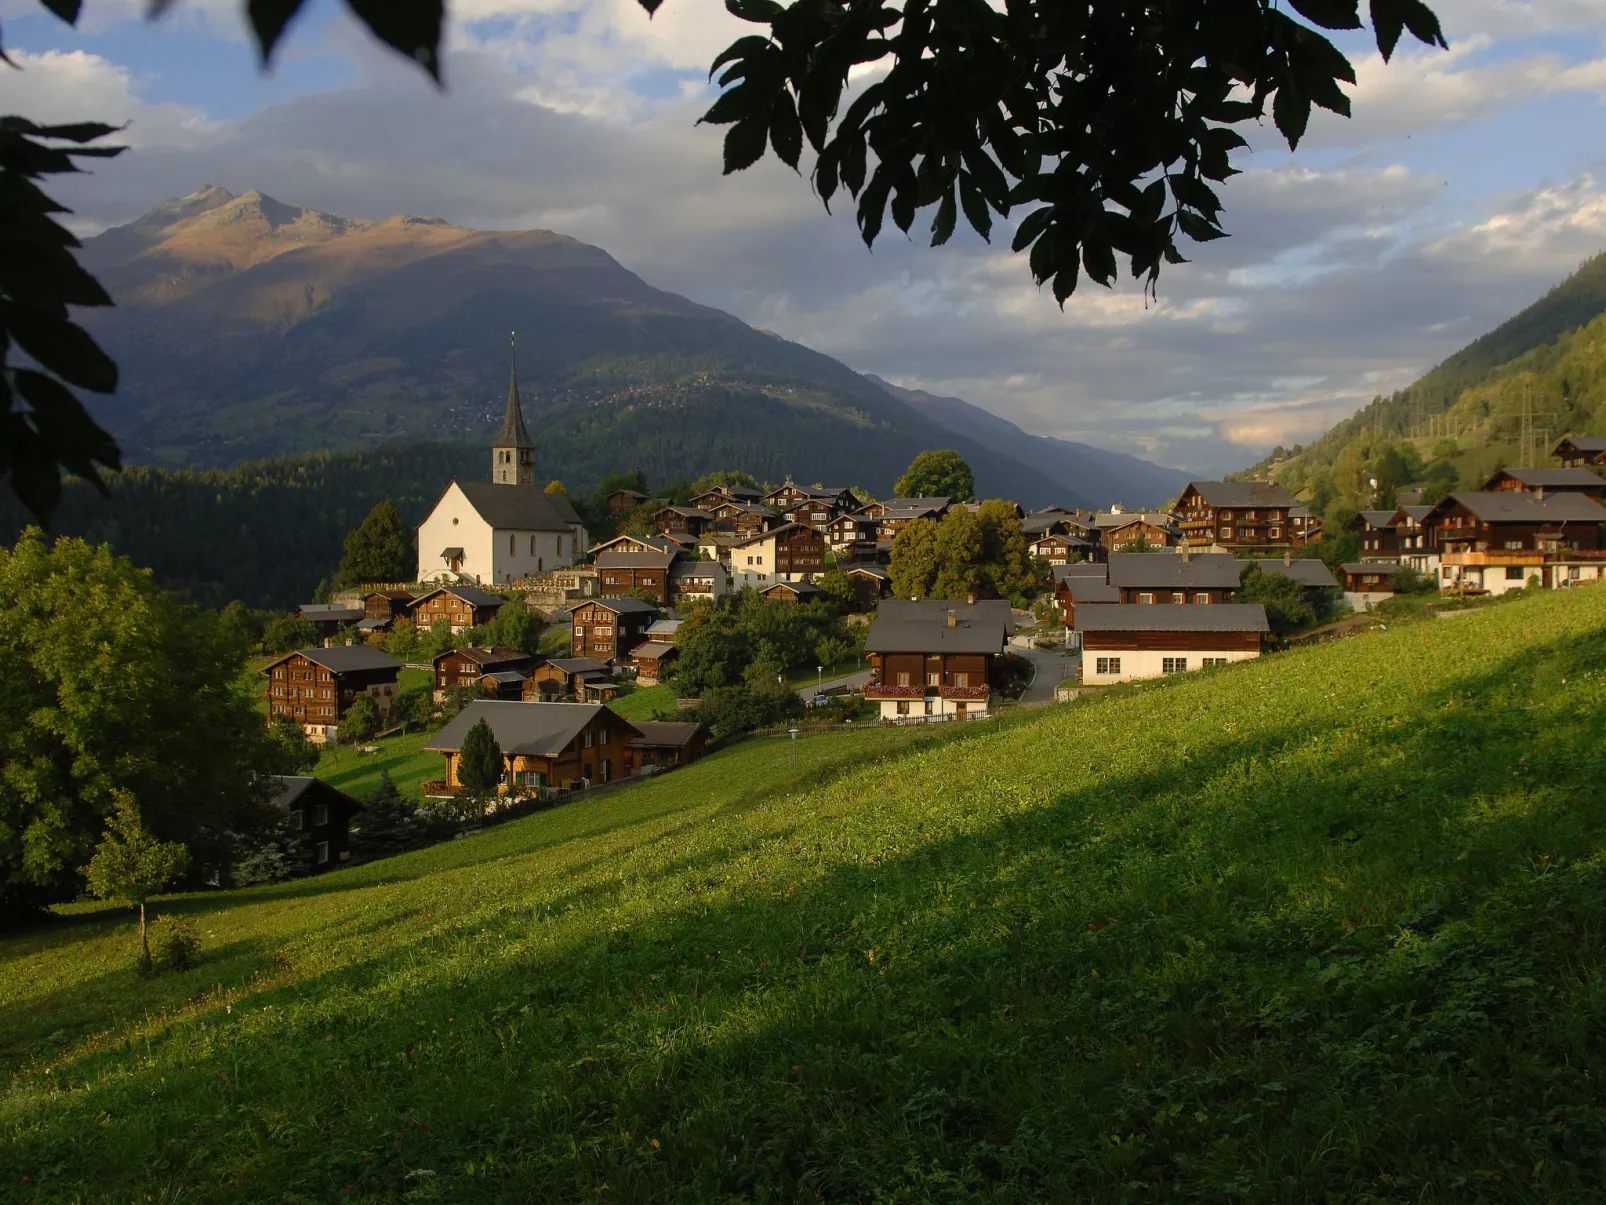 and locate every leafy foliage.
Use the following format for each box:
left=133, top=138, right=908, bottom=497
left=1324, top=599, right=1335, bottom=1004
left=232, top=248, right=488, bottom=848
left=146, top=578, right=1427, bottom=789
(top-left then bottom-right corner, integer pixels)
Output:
left=336, top=500, right=415, bottom=586
left=0, top=117, right=124, bottom=522
left=0, top=528, right=279, bottom=910
left=230, top=815, right=312, bottom=887
left=1234, top=563, right=1316, bottom=635
left=341, top=693, right=383, bottom=744
left=265, top=716, right=320, bottom=776
left=703, top=0, right=1444, bottom=301
left=893, top=449, right=974, bottom=502
left=82, top=791, right=189, bottom=971
left=674, top=590, right=856, bottom=701
left=889, top=500, right=1048, bottom=602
